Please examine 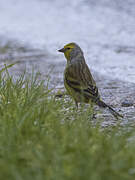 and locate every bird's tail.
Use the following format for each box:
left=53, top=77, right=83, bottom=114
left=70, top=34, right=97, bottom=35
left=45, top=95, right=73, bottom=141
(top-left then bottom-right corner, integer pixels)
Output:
left=97, top=100, right=123, bottom=119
